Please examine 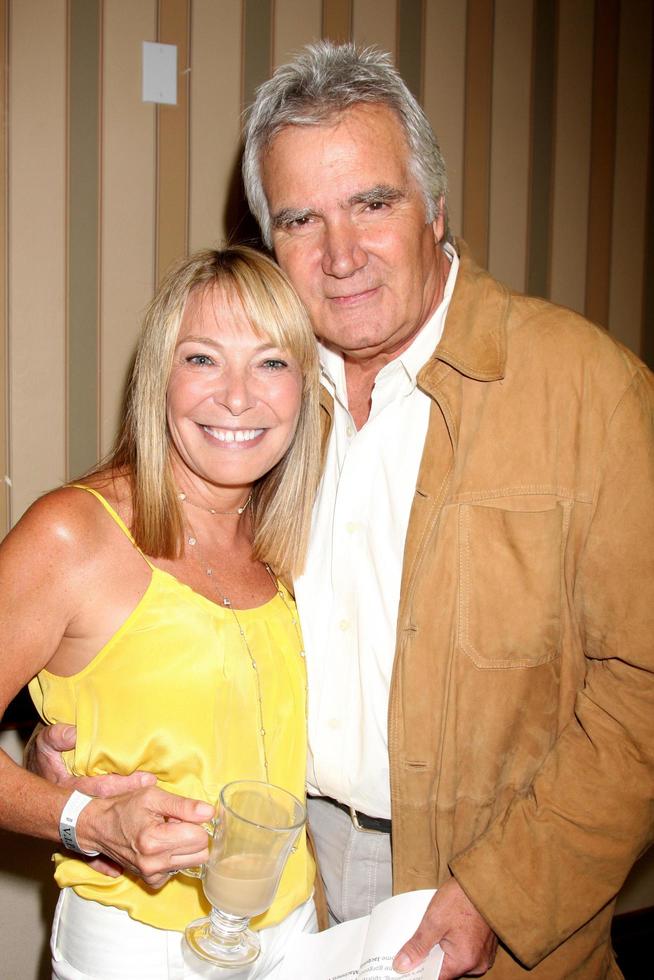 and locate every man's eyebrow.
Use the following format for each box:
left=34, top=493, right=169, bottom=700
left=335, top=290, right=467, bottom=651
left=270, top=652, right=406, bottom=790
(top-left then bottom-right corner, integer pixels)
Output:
left=271, top=207, right=313, bottom=228
left=348, top=184, right=406, bottom=206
